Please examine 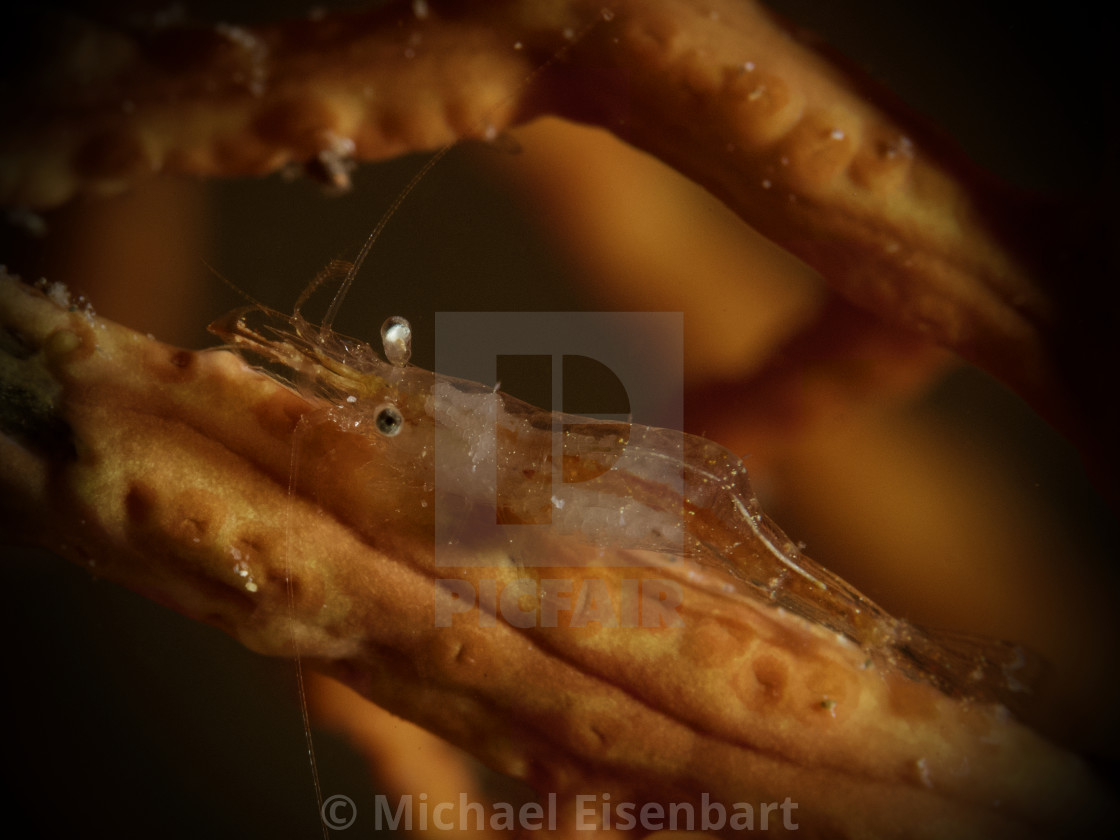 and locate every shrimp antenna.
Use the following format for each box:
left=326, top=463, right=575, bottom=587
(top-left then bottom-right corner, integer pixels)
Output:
left=315, top=7, right=612, bottom=340
left=201, top=257, right=271, bottom=310
left=318, top=145, right=453, bottom=337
